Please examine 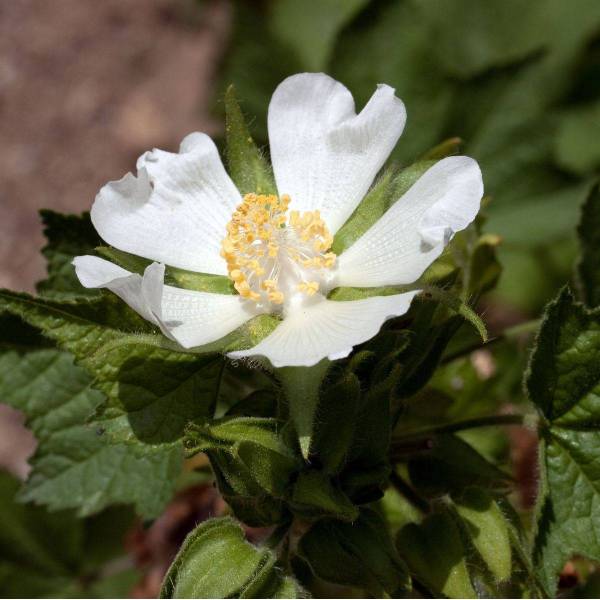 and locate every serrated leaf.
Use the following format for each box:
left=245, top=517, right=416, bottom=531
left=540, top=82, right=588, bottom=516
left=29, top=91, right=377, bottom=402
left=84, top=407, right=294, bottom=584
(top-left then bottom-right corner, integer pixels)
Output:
left=37, top=210, right=102, bottom=299
left=160, top=517, right=303, bottom=599
left=577, top=182, right=600, bottom=308
left=0, top=348, right=181, bottom=517
left=224, top=85, right=276, bottom=195
left=527, top=287, right=600, bottom=592
left=0, top=291, right=276, bottom=446
left=298, top=507, right=410, bottom=596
